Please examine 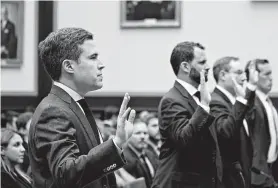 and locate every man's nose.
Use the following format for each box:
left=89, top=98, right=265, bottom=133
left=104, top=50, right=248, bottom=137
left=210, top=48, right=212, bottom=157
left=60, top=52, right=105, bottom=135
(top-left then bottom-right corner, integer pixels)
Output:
left=98, top=61, right=105, bottom=70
